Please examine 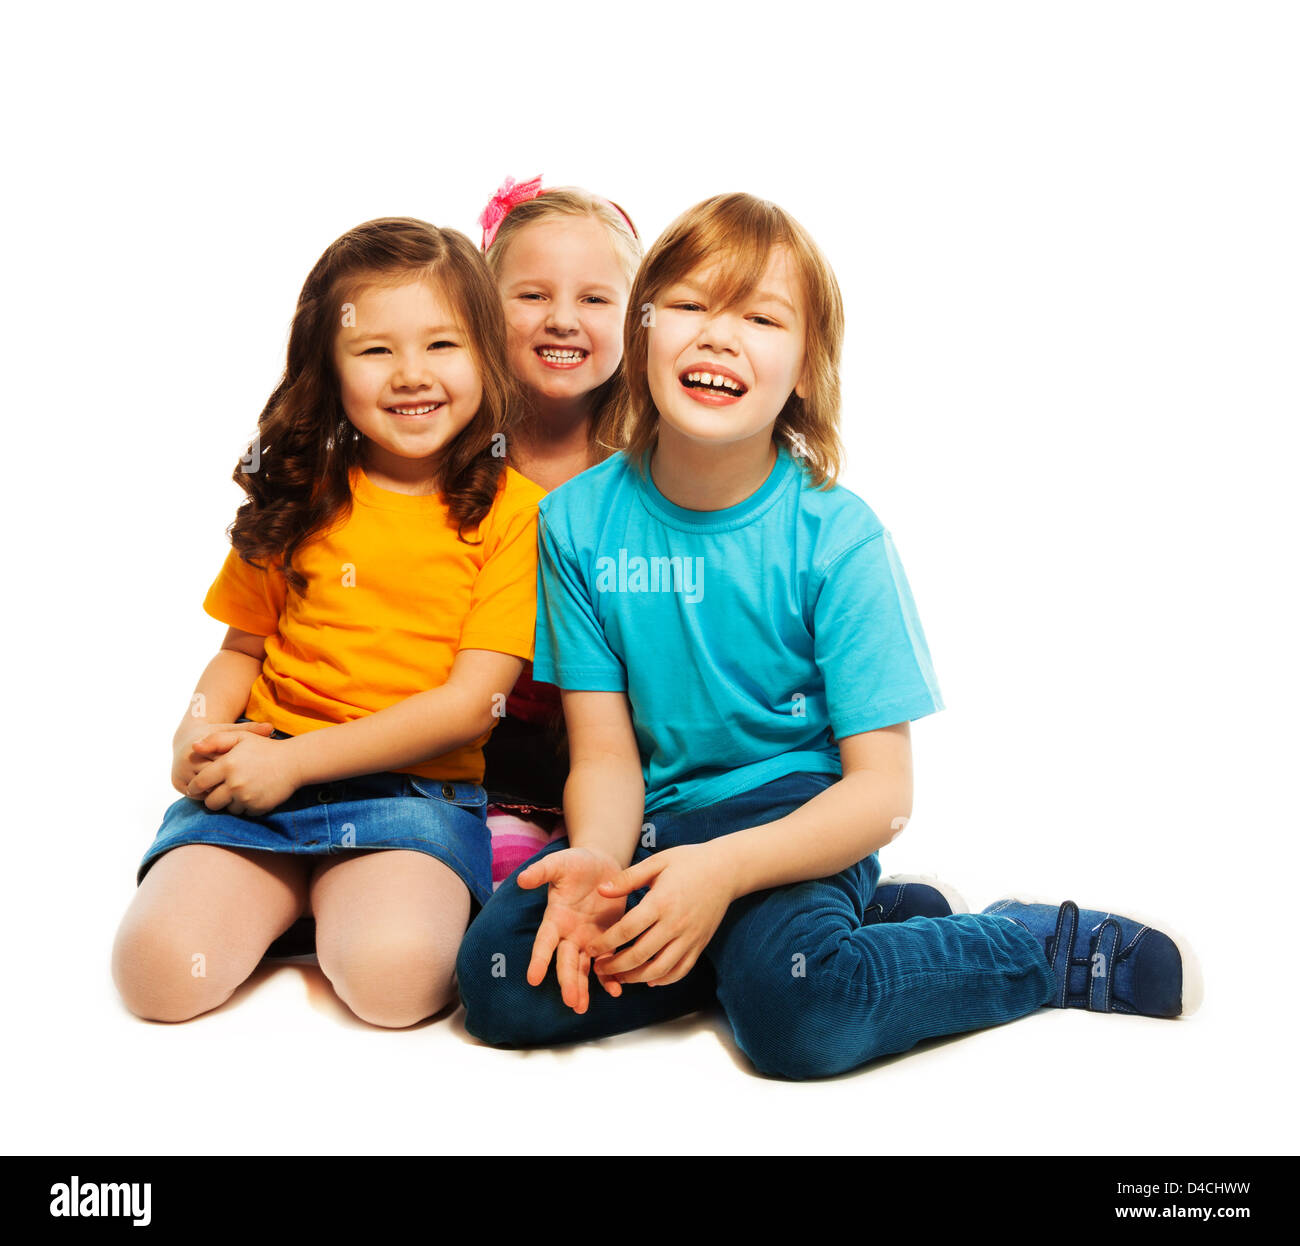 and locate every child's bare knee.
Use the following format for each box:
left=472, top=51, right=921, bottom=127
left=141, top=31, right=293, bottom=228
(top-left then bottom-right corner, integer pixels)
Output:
left=111, top=920, right=239, bottom=1022
left=319, top=929, right=457, bottom=1028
